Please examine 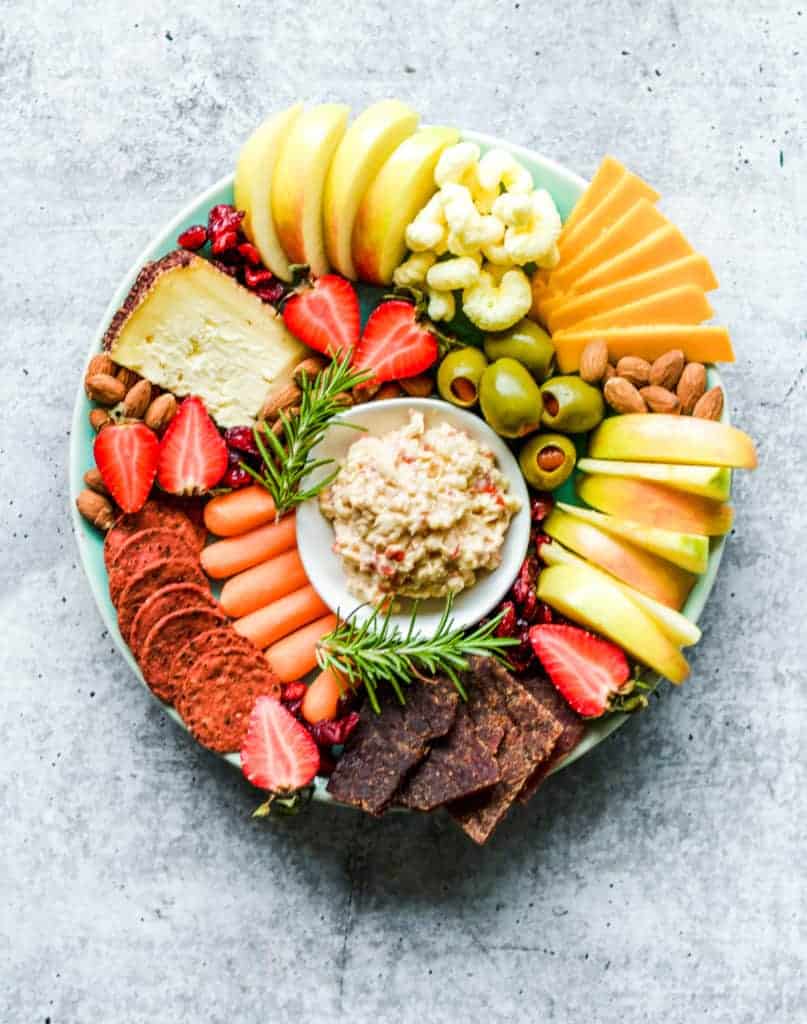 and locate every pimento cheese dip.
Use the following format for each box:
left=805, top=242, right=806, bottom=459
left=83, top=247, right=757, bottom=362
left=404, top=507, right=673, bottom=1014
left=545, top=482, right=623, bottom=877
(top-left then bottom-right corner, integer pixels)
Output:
left=319, top=411, right=520, bottom=604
